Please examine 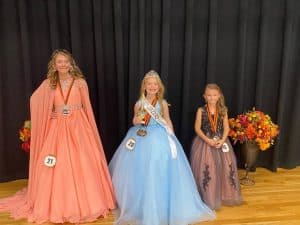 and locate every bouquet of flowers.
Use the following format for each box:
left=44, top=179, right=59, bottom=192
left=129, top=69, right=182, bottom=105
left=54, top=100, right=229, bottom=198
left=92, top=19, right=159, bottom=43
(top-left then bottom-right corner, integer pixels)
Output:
left=228, top=108, right=279, bottom=150
left=19, top=120, right=31, bottom=152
